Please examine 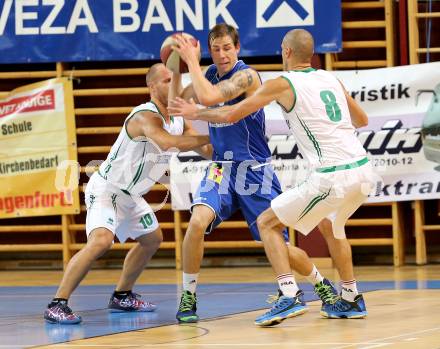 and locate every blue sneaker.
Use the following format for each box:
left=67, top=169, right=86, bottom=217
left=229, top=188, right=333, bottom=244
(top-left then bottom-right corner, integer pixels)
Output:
left=314, top=278, right=338, bottom=306
left=255, top=290, right=308, bottom=326
left=321, top=294, right=367, bottom=319
left=176, top=290, right=199, bottom=323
